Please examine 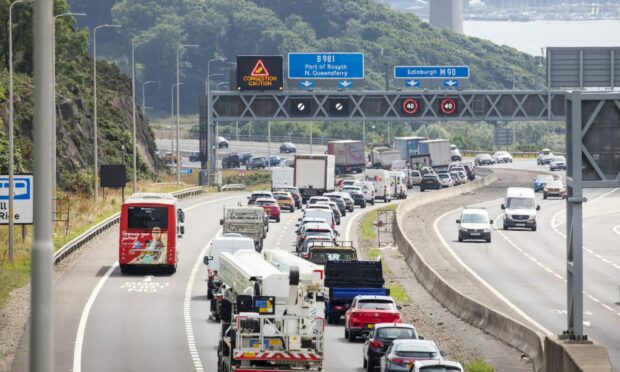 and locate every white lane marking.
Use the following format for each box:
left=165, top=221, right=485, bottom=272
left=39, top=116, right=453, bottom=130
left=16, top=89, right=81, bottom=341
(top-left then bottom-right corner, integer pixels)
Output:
left=433, top=208, right=553, bottom=335
left=184, top=230, right=221, bottom=372
left=73, top=195, right=240, bottom=372
left=613, top=224, right=620, bottom=236
left=549, top=188, right=620, bottom=271
left=494, top=214, right=620, bottom=319
left=73, top=263, right=118, bottom=372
